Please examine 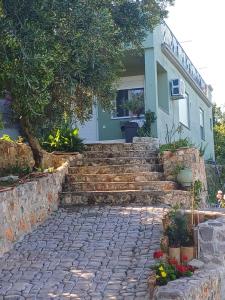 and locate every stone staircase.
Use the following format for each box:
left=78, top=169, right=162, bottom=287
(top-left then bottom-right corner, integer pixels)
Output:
left=60, top=142, right=191, bottom=207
